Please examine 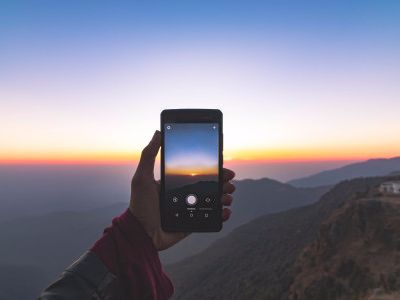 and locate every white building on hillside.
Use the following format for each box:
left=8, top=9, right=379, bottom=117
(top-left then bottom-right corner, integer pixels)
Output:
left=379, top=181, right=400, bottom=195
